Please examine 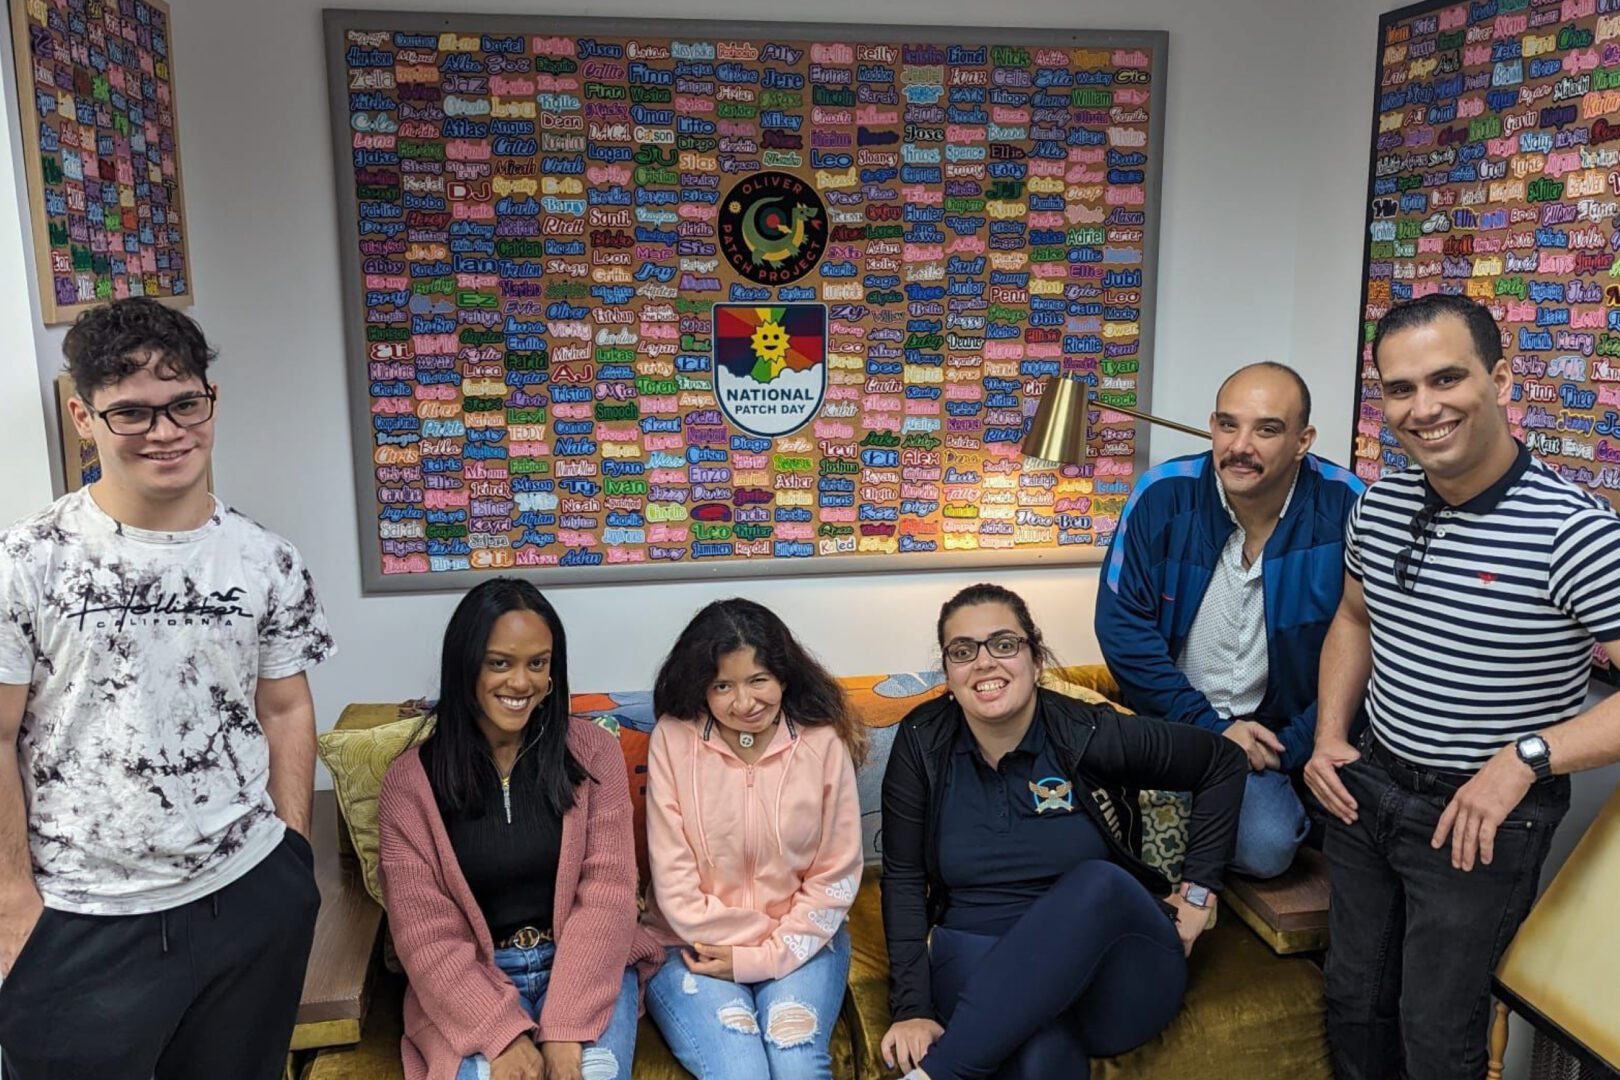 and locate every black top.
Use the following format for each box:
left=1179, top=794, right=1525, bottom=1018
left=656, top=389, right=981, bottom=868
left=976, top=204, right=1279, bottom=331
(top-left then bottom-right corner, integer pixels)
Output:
left=879, top=687, right=1246, bottom=1022
left=429, top=746, right=562, bottom=942
left=937, top=703, right=1111, bottom=934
